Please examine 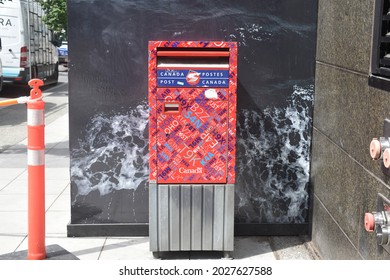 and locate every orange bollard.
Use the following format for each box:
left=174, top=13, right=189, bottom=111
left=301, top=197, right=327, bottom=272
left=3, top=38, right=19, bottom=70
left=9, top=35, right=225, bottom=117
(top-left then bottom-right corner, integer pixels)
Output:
left=27, top=79, right=46, bottom=260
